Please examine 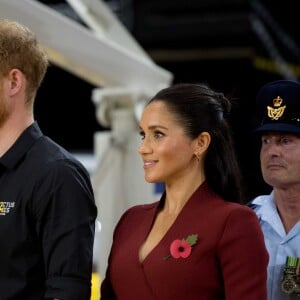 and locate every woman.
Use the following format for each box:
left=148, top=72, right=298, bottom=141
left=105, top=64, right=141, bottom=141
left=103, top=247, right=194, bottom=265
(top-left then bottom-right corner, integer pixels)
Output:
left=101, top=83, right=268, bottom=299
